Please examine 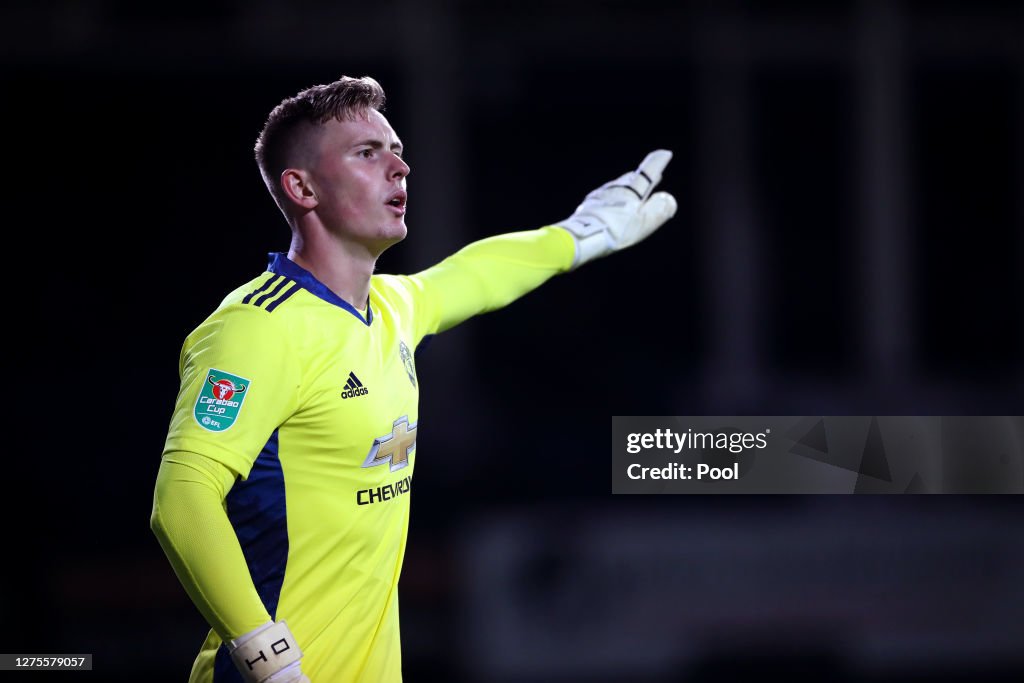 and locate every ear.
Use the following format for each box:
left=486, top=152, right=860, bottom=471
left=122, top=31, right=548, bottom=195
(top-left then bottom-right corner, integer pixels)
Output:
left=280, top=168, right=319, bottom=210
